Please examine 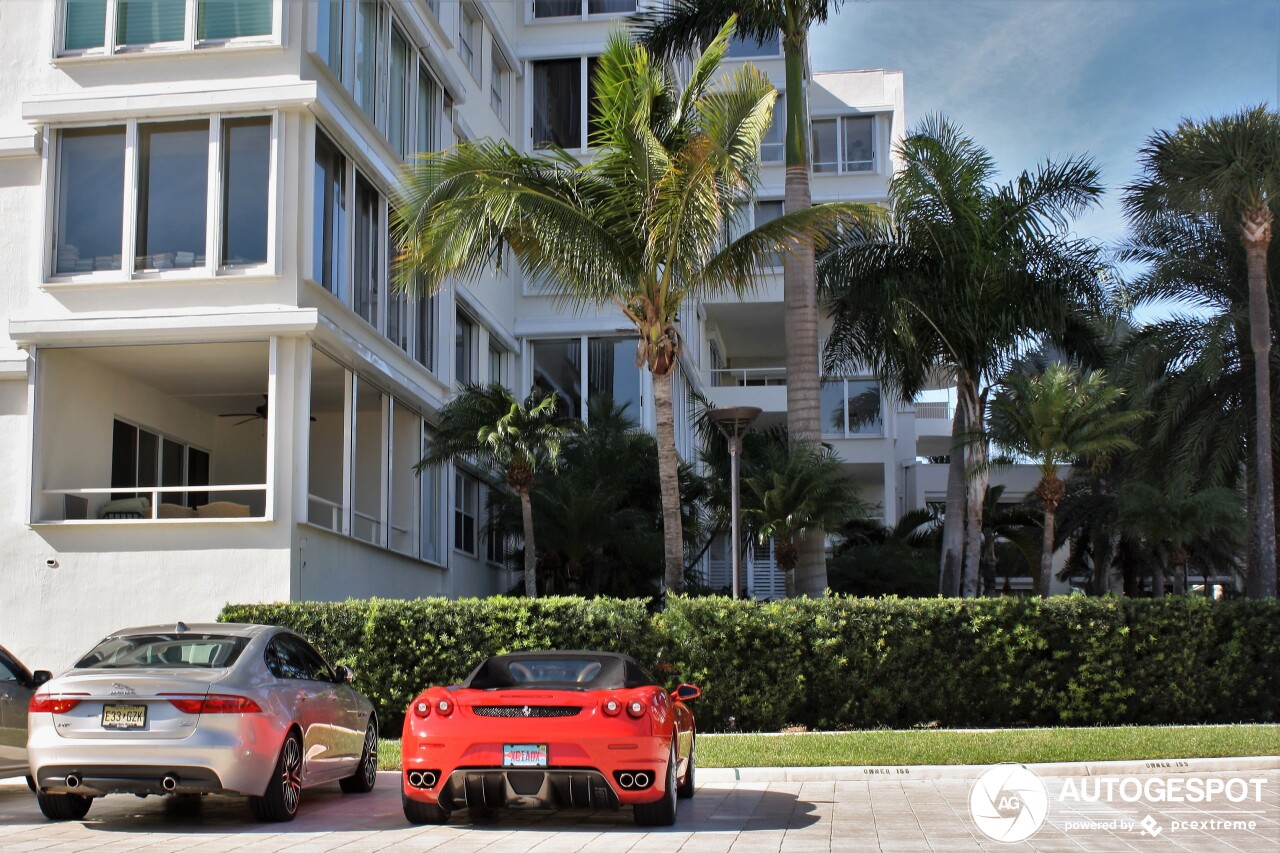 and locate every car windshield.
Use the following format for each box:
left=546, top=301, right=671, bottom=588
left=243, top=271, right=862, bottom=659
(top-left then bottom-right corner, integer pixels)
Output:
left=74, top=634, right=248, bottom=669
left=464, top=653, right=656, bottom=690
